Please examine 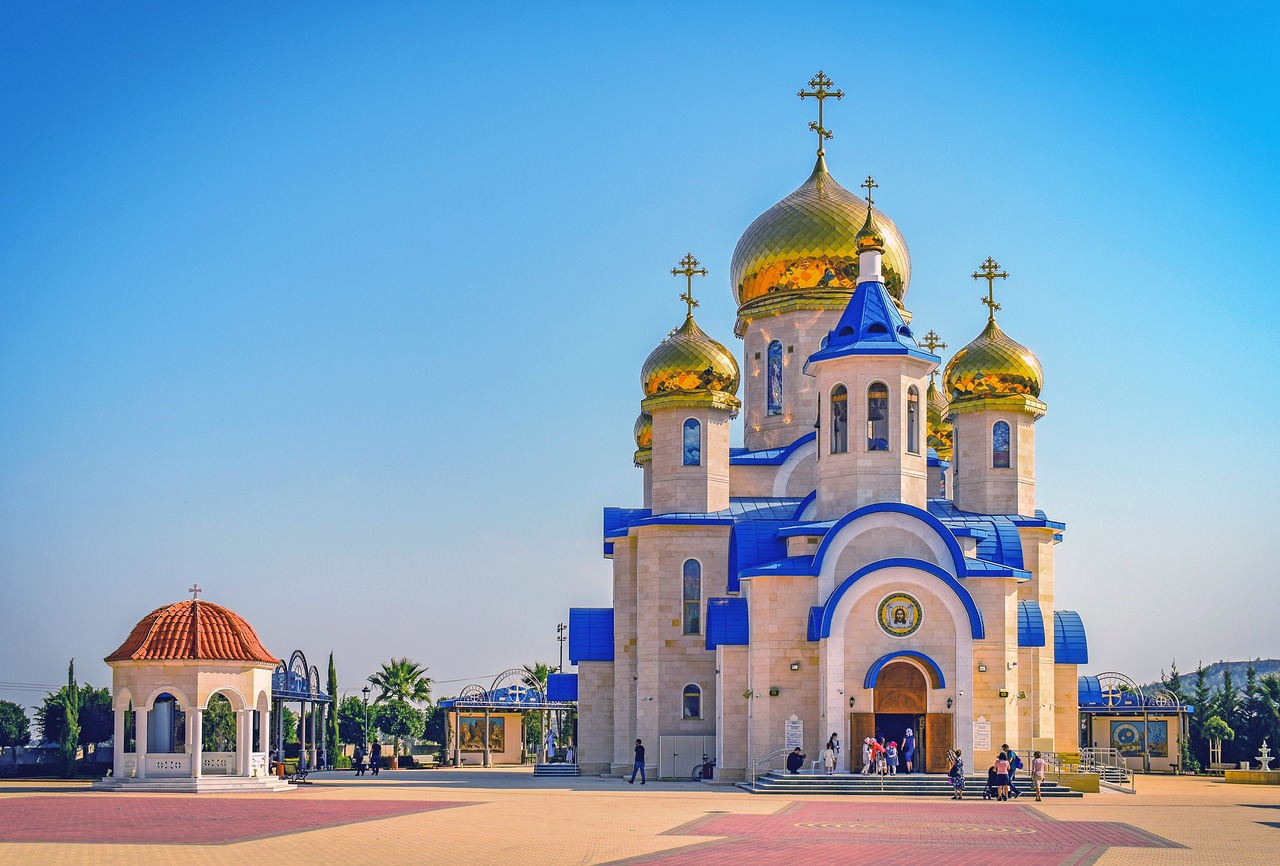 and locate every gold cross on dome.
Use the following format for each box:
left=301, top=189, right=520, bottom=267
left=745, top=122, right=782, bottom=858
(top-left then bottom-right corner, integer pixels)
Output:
left=921, top=329, right=947, bottom=354
left=189, top=583, right=203, bottom=600
left=798, top=71, right=843, bottom=155
left=860, top=176, right=878, bottom=206
left=972, top=257, right=1009, bottom=320
left=672, top=253, right=707, bottom=317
